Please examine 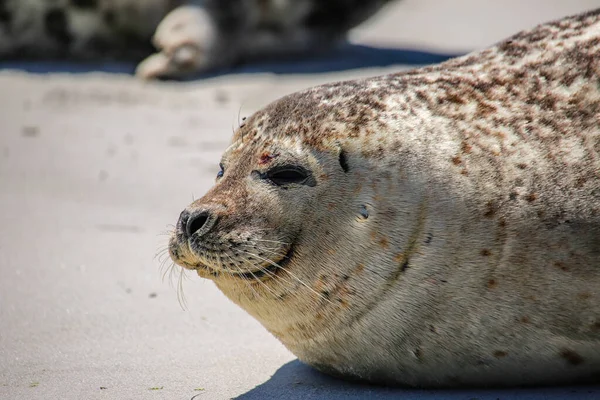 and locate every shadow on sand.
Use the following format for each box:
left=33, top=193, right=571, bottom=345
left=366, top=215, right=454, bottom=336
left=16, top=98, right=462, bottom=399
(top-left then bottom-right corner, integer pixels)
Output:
left=0, top=44, right=460, bottom=79
left=234, top=360, right=600, bottom=400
